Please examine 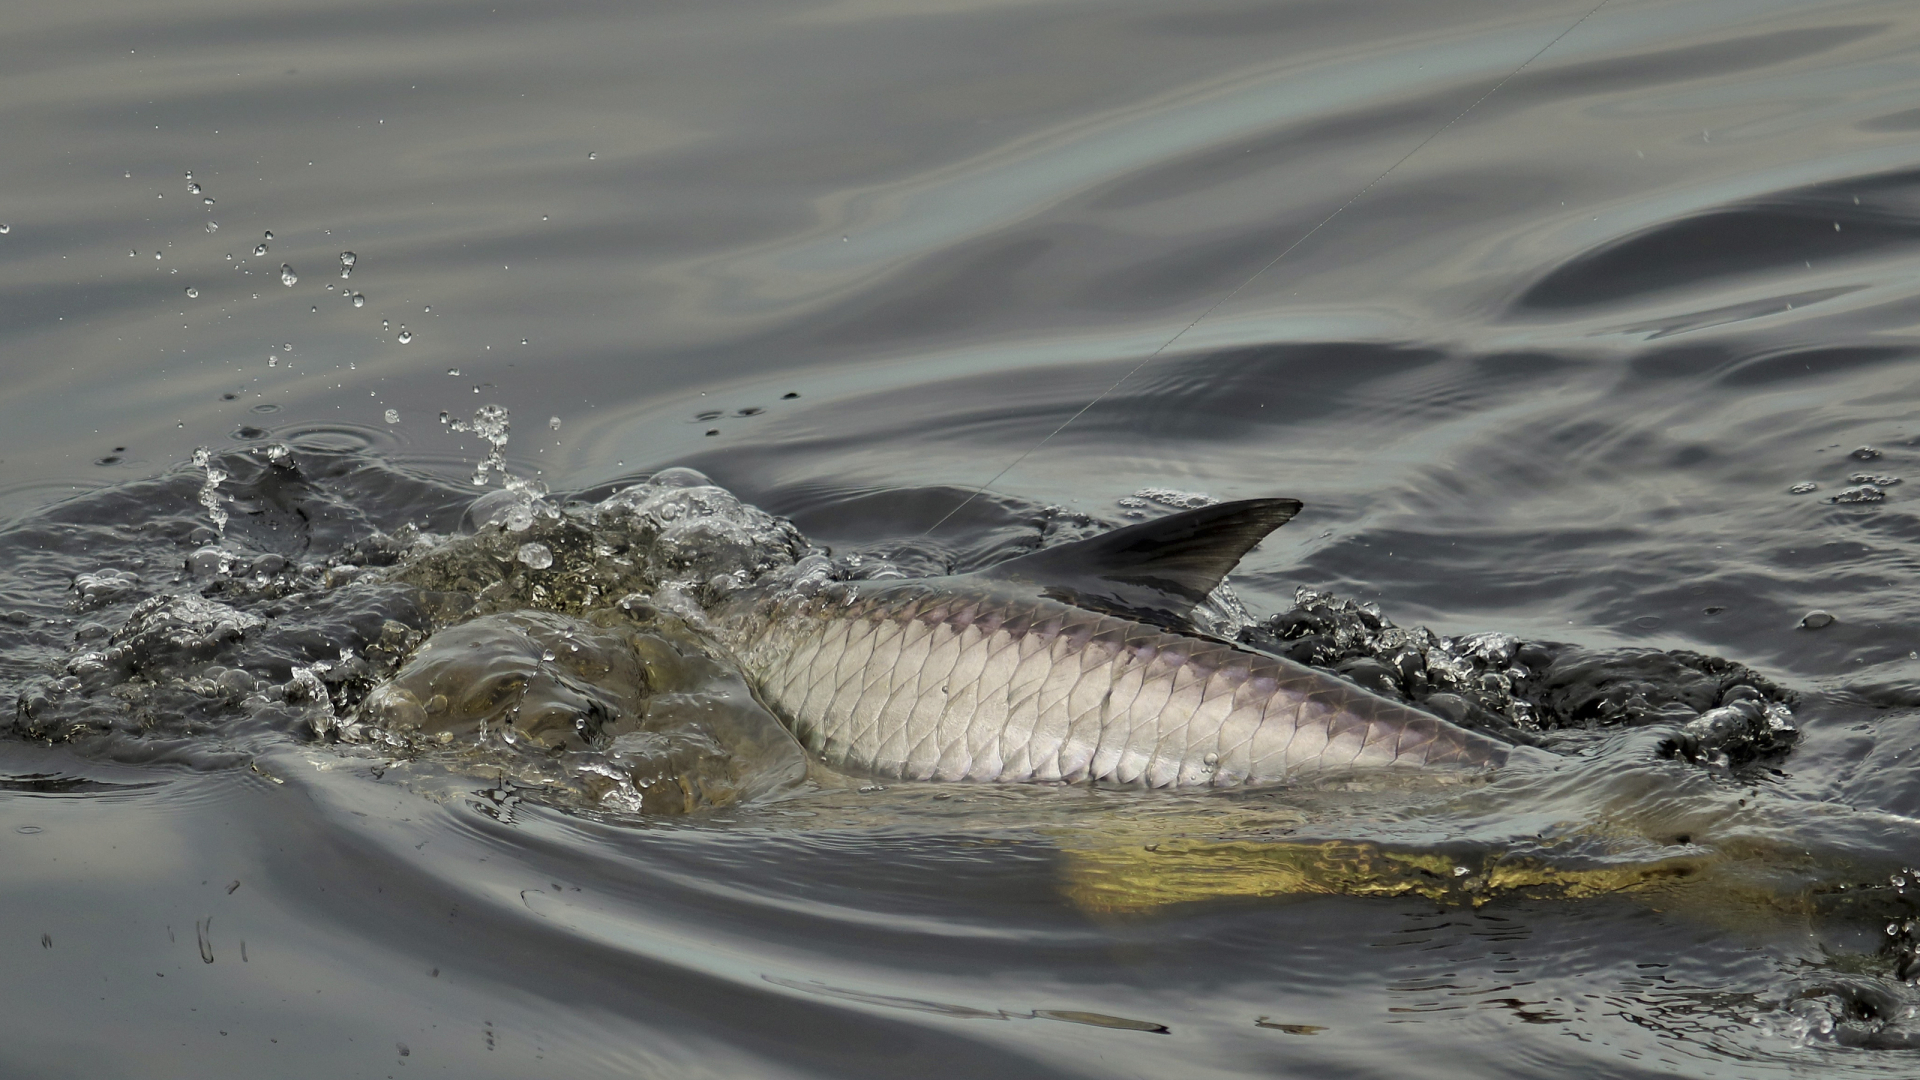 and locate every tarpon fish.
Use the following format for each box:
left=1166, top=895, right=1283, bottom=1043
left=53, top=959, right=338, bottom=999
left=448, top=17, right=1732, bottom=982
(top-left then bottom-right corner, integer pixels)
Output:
left=717, top=499, right=1511, bottom=786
